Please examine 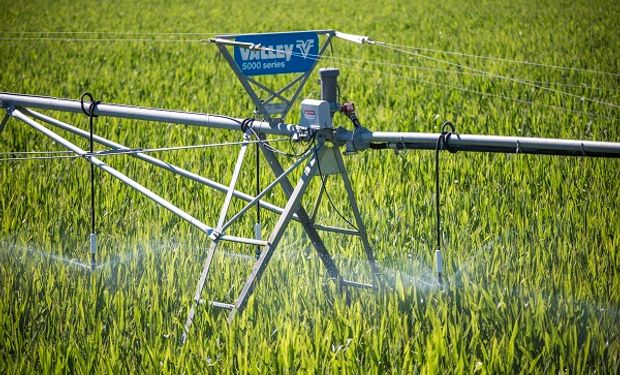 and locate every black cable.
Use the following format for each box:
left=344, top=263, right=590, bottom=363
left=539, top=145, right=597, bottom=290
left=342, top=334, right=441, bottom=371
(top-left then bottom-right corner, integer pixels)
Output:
left=211, top=113, right=244, bottom=125
left=314, top=142, right=358, bottom=231
left=256, top=141, right=260, bottom=225
left=80, top=92, right=100, bottom=271
left=80, top=93, right=100, bottom=235
left=279, top=134, right=317, bottom=157
left=240, top=117, right=253, bottom=132
left=241, top=117, right=316, bottom=158
left=369, top=143, right=389, bottom=150
left=255, top=137, right=261, bottom=259
left=241, top=116, right=316, bottom=258
left=434, top=121, right=457, bottom=257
